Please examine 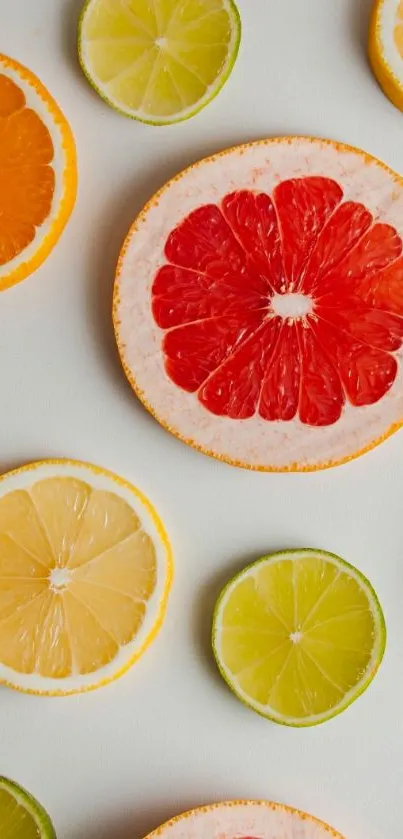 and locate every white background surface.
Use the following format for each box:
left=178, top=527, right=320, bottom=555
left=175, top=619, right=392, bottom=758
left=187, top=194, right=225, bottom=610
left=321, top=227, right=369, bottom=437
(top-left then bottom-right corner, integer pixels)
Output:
left=1, top=1, right=403, bottom=838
